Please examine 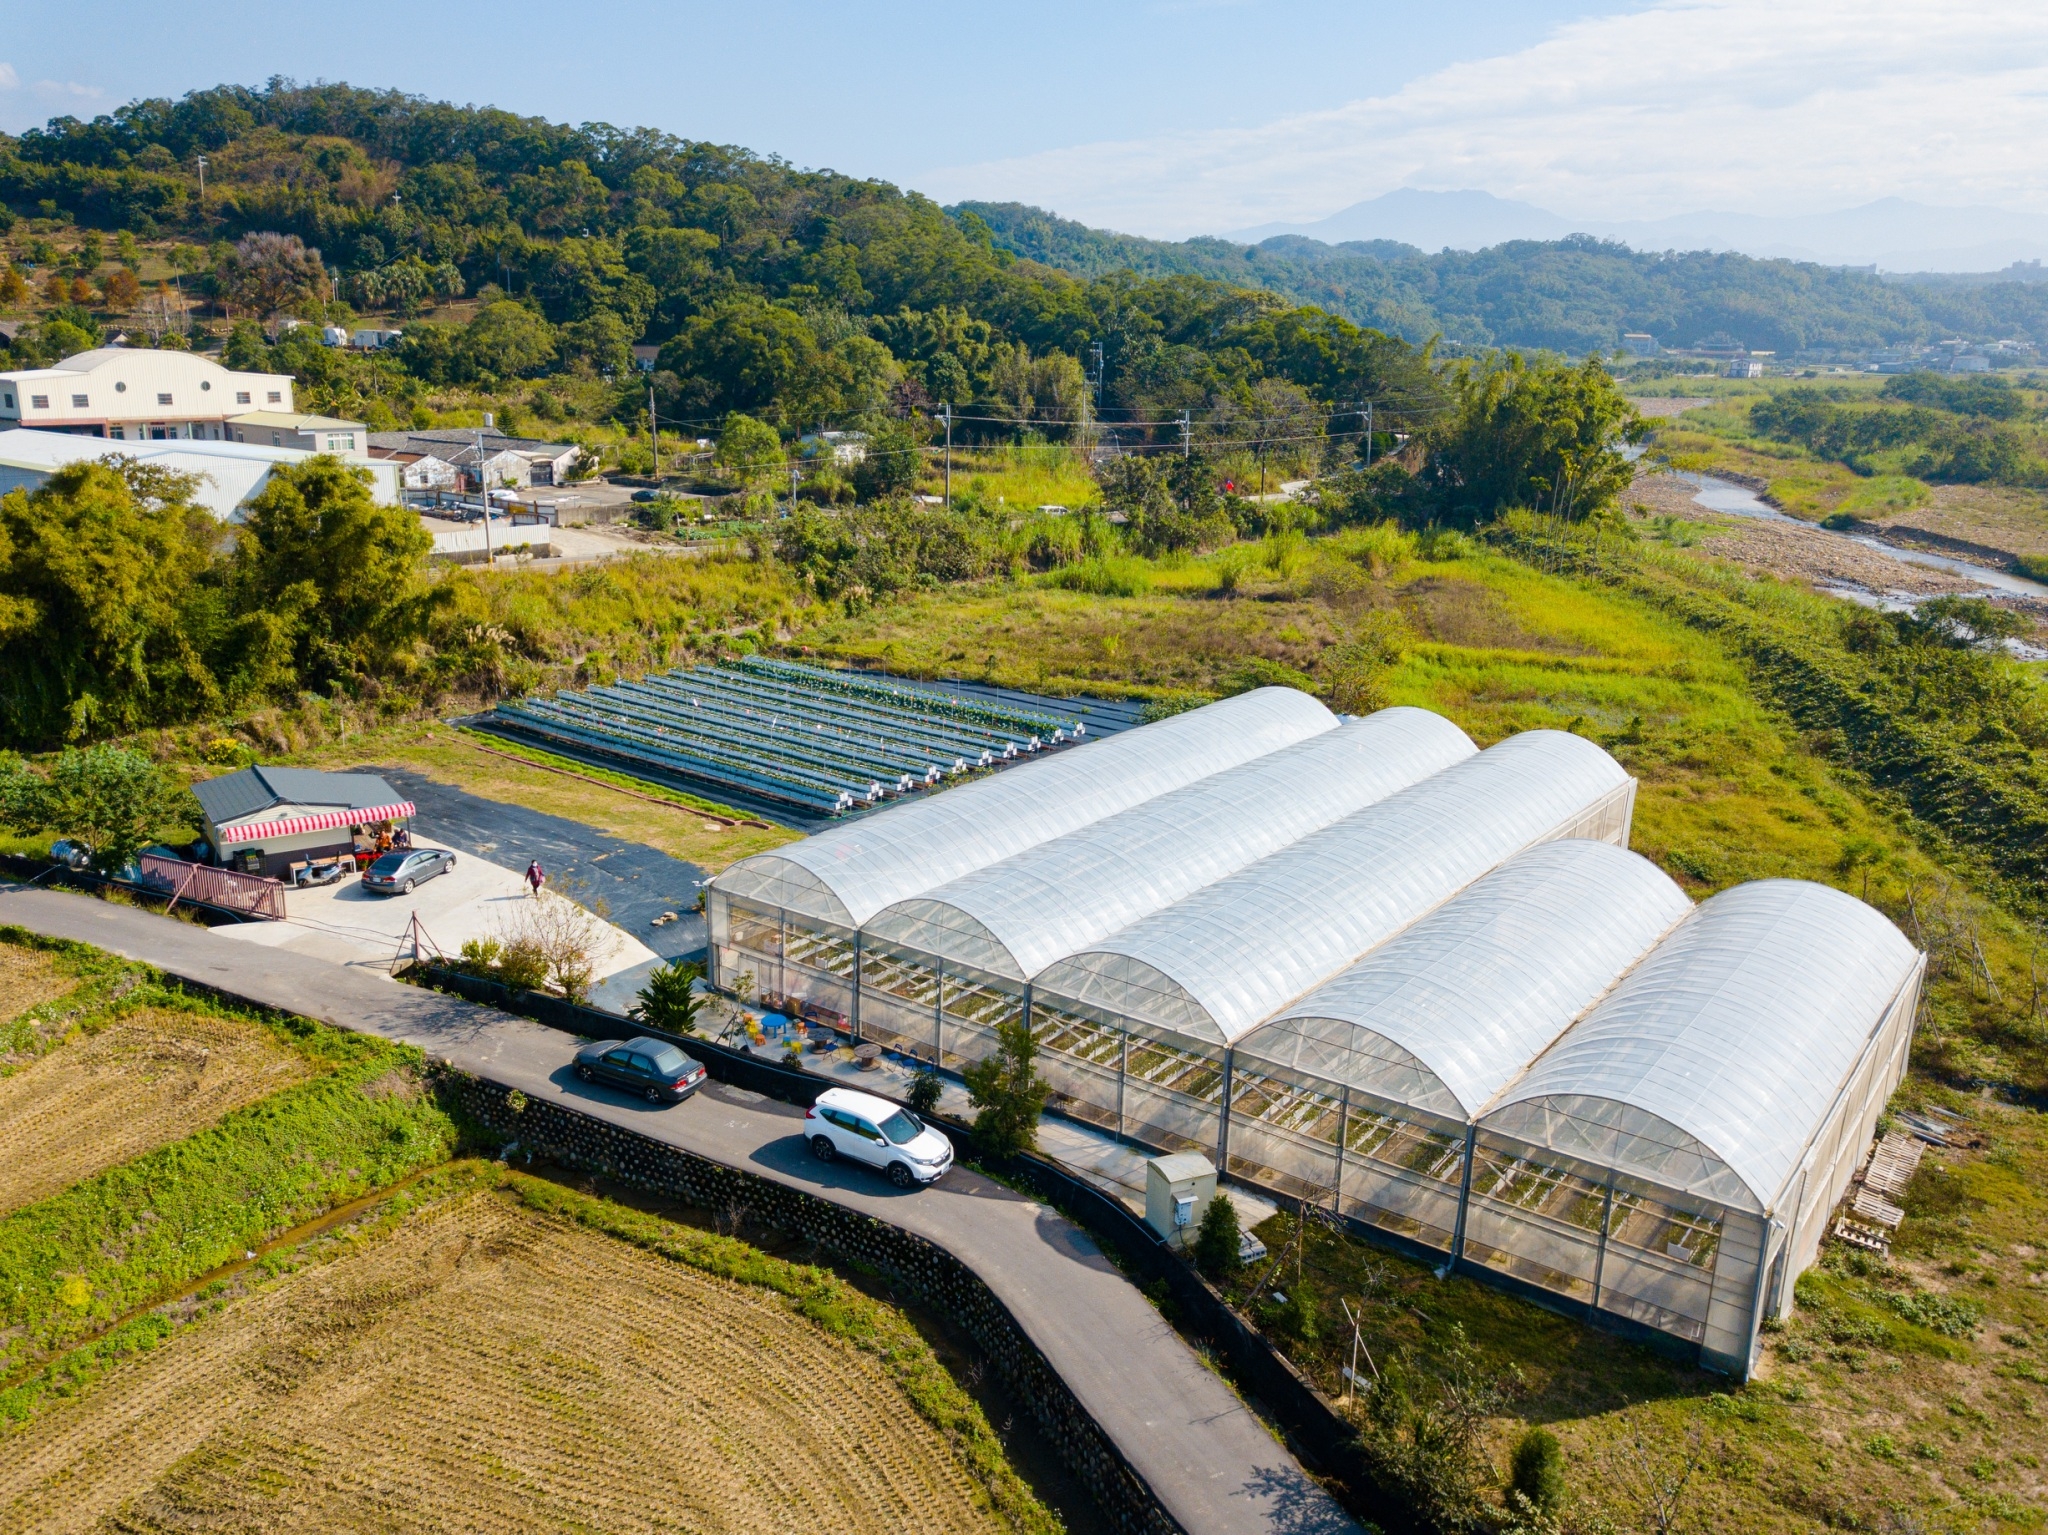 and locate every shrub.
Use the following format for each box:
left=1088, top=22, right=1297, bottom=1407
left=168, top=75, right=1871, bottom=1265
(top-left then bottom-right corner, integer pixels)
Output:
left=631, top=959, right=707, bottom=1035
left=1193, top=1193, right=1241, bottom=1281
left=1508, top=1427, right=1566, bottom=1515
left=906, top=1067, right=943, bottom=1115
left=1044, top=555, right=1150, bottom=597
left=495, top=936, right=551, bottom=993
